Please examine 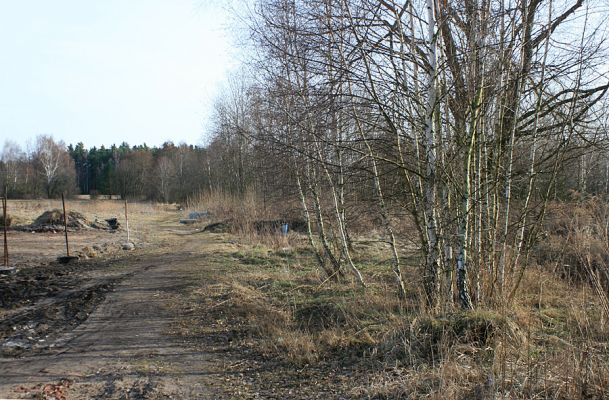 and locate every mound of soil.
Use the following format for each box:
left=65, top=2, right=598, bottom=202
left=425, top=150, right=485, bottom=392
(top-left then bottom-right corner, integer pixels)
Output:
left=0, top=255, right=130, bottom=357
left=14, top=209, right=117, bottom=232
left=202, top=219, right=306, bottom=234
left=203, top=220, right=233, bottom=233
left=33, top=209, right=89, bottom=228
left=0, top=280, right=117, bottom=356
